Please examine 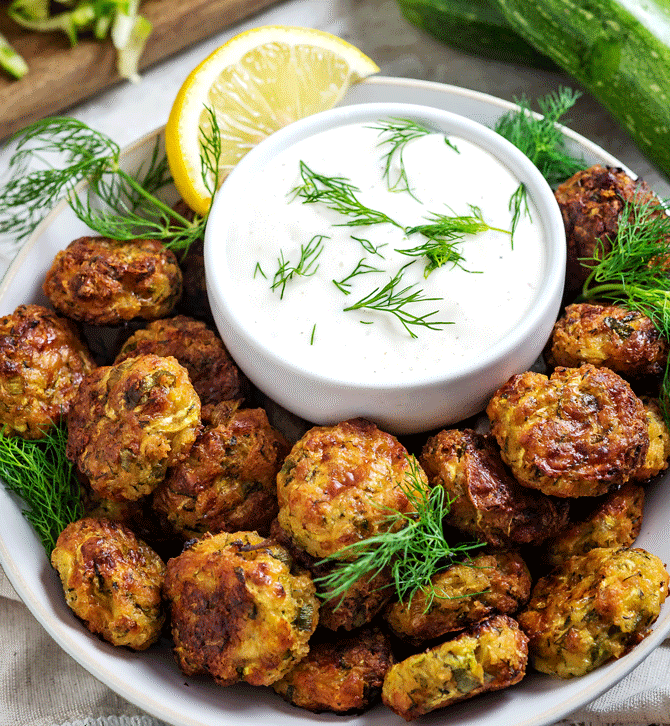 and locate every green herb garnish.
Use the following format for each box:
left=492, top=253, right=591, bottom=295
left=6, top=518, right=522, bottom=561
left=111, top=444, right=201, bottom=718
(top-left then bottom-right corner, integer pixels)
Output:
left=315, top=455, right=483, bottom=609
left=580, top=198, right=670, bottom=420
left=343, top=261, right=450, bottom=337
left=351, top=235, right=386, bottom=258
left=0, top=423, right=82, bottom=553
left=401, top=205, right=509, bottom=276
left=272, top=234, right=326, bottom=299
left=333, top=258, right=384, bottom=294
left=369, top=117, right=434, bottom=199
left=494, top=87, right=587, bottom=241
left=0, top=113, right=221, bottom=253
left=0, top=105, right=227, bottom=252
left=495, top=87, right=586, bottom=187
left=291, top=161, right=403, bottom=229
